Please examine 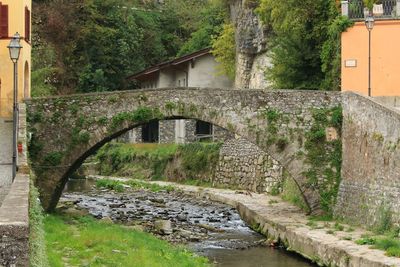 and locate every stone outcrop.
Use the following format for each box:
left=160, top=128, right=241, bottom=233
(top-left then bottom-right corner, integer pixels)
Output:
left=215, top=138, right=283, bottom=193
left=230, top=0, right=270, bottom=89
